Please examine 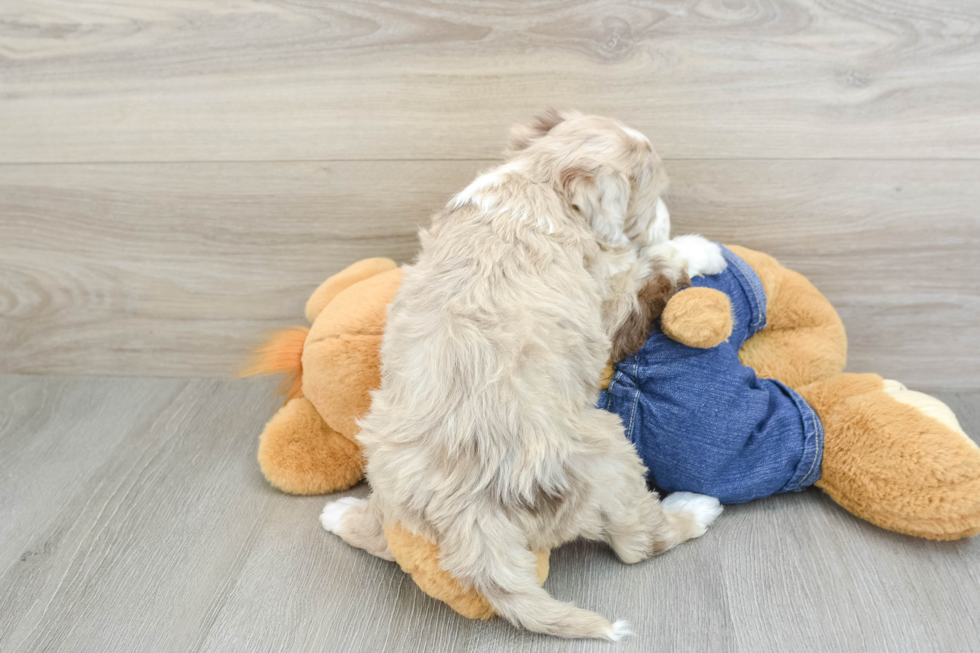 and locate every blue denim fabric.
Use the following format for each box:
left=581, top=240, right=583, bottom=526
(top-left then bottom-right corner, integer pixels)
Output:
left=598, top=246, right=823, bottom=504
